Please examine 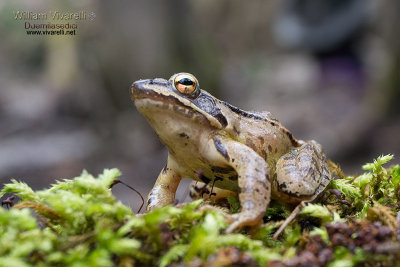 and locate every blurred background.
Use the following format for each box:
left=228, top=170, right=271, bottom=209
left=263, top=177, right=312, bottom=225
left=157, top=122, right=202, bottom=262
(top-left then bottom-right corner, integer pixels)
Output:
left=1, top=0, right=399, bottom=210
